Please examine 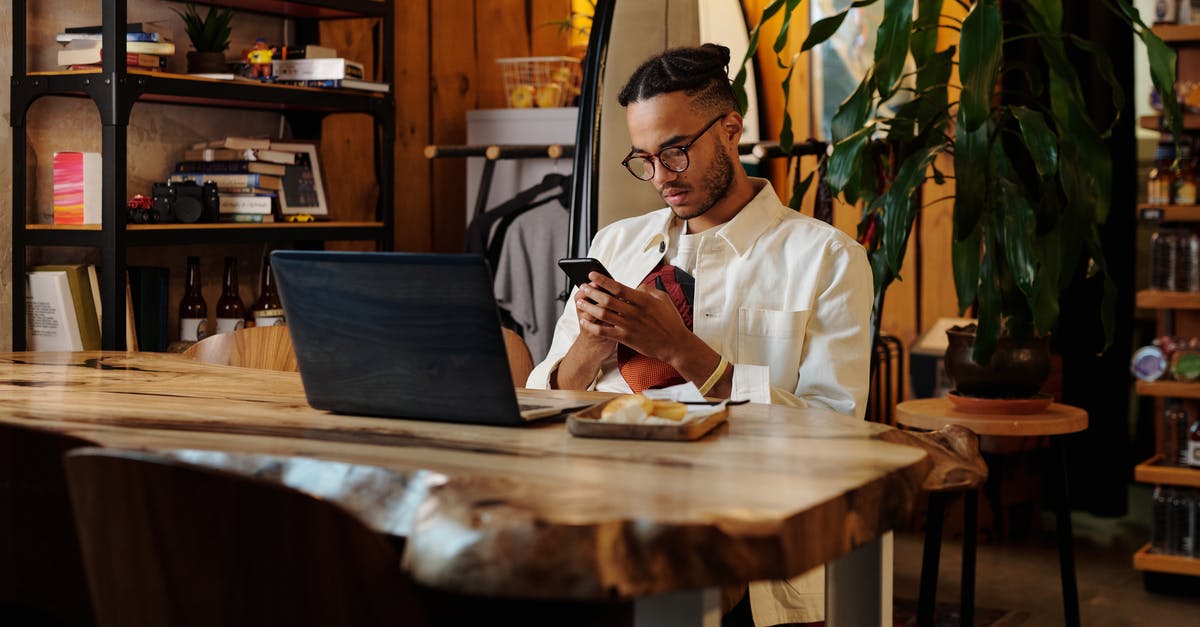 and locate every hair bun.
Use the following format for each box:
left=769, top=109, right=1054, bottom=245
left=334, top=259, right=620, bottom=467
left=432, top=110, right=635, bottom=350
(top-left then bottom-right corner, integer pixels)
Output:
left=700, top=43, right=731, bottom=68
